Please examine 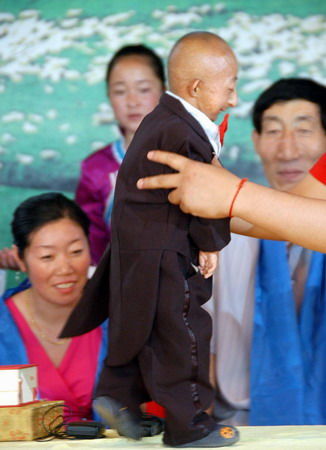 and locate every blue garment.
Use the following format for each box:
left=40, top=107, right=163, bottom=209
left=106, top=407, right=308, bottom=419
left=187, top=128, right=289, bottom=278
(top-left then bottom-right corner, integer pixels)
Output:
left=0, top=280, right=108, bottom=420
left=250, top=240, right=326, bottom=425
left=103, top=139, right=126, bottom=227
